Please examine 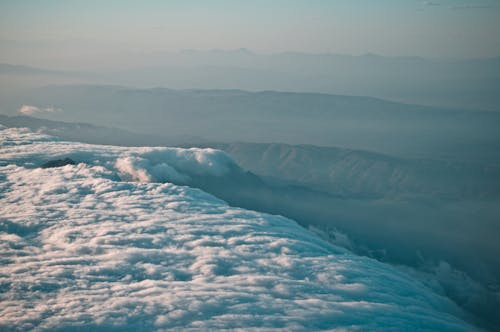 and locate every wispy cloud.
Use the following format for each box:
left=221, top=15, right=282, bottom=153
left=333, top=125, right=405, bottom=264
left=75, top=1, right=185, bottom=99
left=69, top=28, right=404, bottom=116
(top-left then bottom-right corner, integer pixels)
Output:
left=418, top=1, right=495, bottom=10
left=450, top=4, right=493, bottom=10
left=422, top=1, right=441, bottom=6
